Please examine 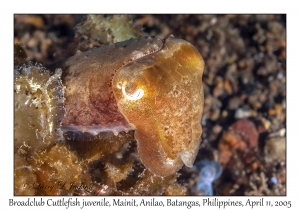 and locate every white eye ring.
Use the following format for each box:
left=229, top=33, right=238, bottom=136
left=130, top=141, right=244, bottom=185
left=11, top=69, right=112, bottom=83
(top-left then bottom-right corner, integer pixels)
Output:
left=122, top=85, right=144, bottom=100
